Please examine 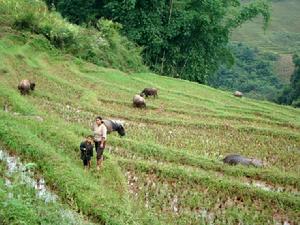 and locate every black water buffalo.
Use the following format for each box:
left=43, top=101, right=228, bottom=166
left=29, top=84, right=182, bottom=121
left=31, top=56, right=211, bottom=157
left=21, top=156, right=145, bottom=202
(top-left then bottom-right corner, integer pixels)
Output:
left=140, top=88, right=158, bottom=98
left=223, top=154, right=262, bottom=167
left=103, top=119, right=126, bottom=136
